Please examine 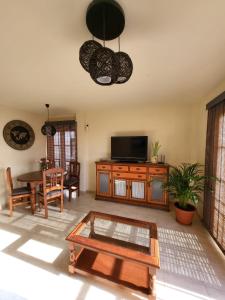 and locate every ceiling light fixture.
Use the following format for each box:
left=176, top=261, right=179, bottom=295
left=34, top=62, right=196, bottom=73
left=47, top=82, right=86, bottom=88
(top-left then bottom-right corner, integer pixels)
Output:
left=79, top=0, right=133, bottom=85
left=41, top=104, right=56, bottom=136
